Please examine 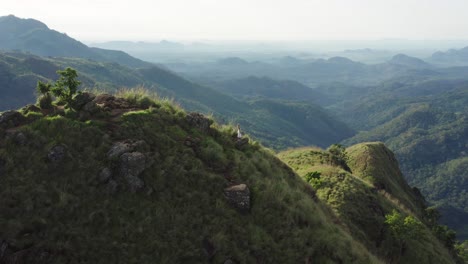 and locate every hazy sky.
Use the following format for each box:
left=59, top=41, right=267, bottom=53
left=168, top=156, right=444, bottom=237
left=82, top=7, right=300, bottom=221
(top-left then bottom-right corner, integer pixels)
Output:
left=3, top=0, right=468, bottom=42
